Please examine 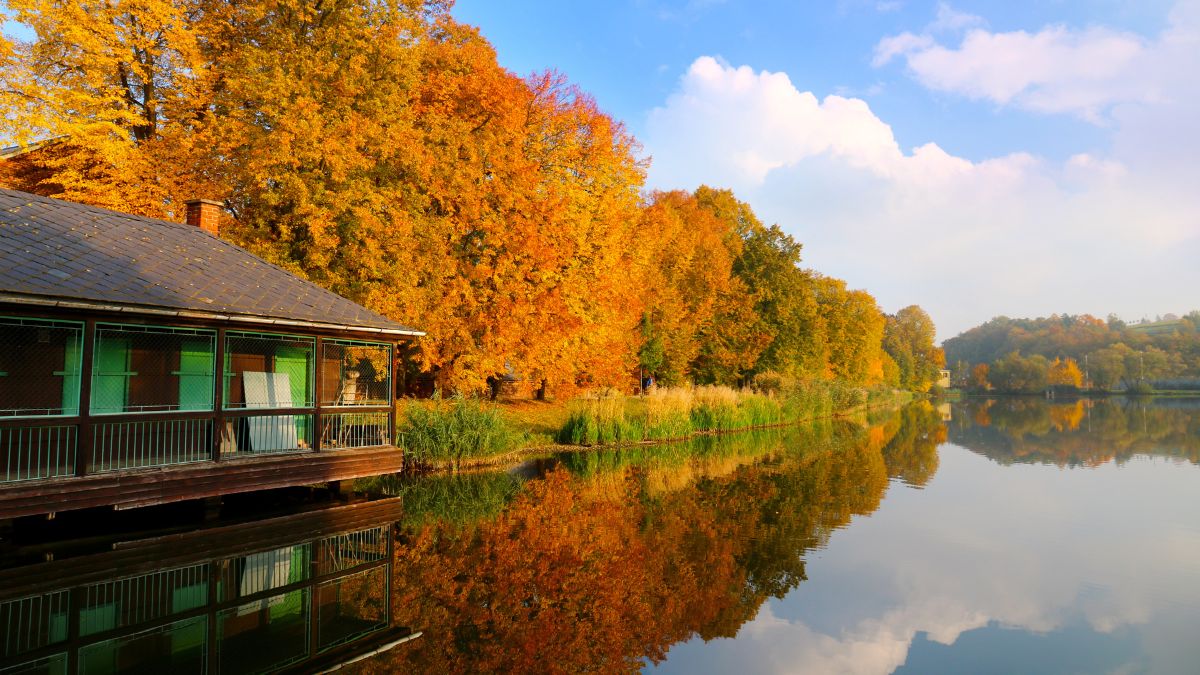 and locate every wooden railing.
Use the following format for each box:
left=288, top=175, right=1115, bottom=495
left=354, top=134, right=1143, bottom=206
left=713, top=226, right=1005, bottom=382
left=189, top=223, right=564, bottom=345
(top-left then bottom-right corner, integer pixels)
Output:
left=0, top=325, right=399, bottom=485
